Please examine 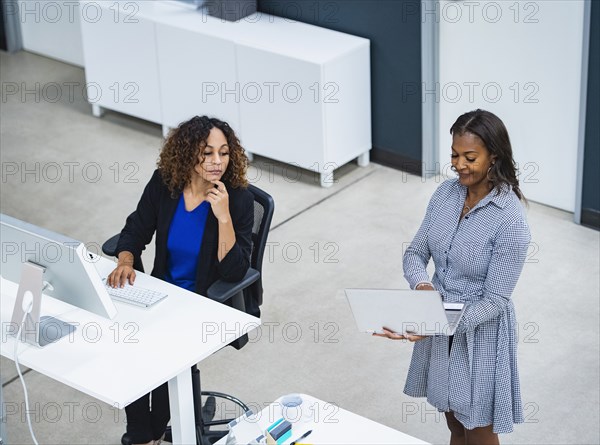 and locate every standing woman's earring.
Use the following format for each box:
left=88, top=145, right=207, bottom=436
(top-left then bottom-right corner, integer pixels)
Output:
left=487, top=162, right=496, bottom=181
